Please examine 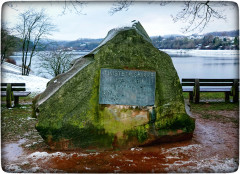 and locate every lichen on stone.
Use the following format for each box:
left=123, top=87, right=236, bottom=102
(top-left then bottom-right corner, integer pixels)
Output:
left=33, top=21, right=195, bottom=150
